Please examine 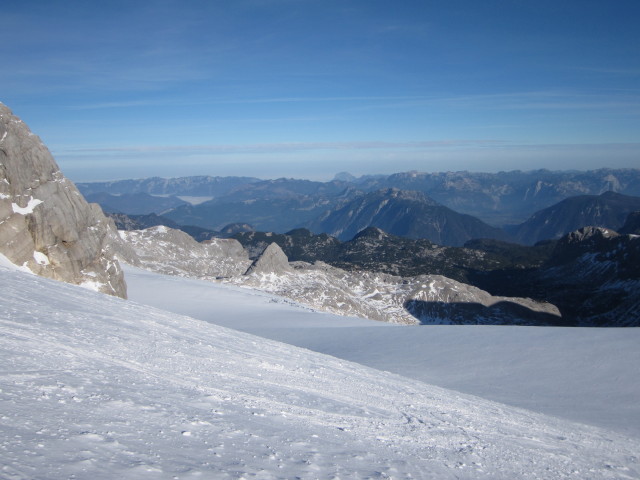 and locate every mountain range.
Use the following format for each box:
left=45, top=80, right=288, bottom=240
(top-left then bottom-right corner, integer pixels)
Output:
left=77, top=168, right=640, bottom=225
left=79, top=171, right=640, bottom=247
